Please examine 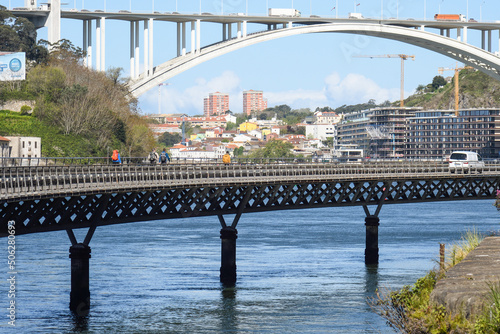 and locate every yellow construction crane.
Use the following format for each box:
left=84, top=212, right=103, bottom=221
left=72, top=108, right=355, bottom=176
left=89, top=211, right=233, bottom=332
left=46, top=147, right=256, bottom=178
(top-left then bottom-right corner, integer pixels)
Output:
left=353, top=54, right=415, bottom=107
left=438, top=63, right=473, bottom=116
